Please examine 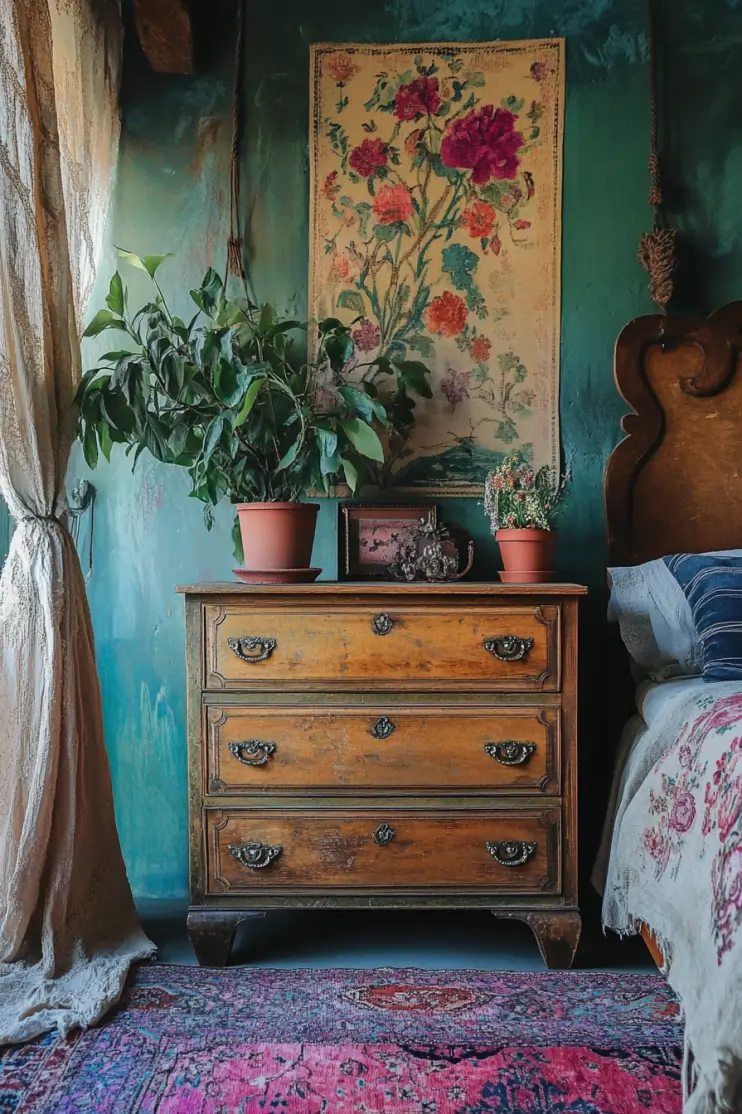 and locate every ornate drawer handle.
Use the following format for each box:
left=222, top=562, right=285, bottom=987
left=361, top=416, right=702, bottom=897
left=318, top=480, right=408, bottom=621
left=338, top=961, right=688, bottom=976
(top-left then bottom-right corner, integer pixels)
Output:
left=228, top=740, right=276, bottom=766
left=486, top=839, right=537, bottom=867
left=483, top=635, right=534, bottom=662
left=484, top=741, right=537, bottom=766
left=228, top=840, right=282, bottom=869
left=228, top=636, right=277, bottom=663
left=371, top=613, right=394, bottom=636
left=373, top=823, right=396, bottom=846
left=370, top=716, right=396, bottom=740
